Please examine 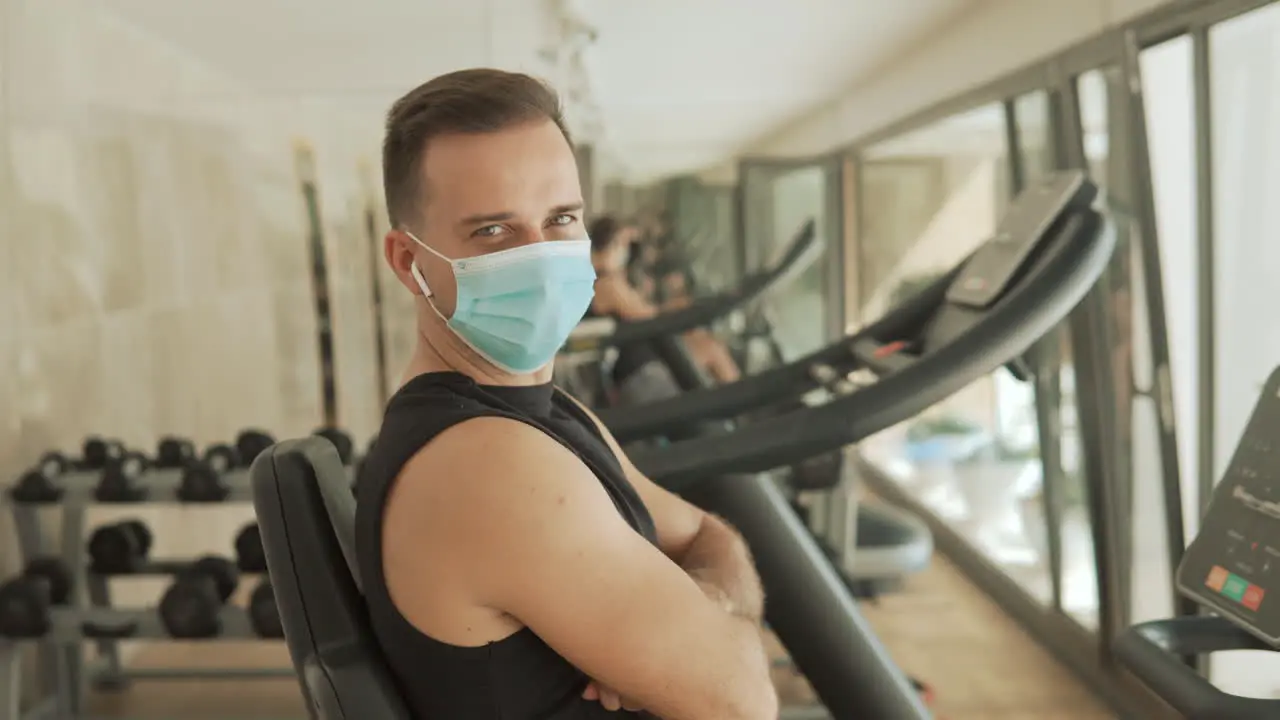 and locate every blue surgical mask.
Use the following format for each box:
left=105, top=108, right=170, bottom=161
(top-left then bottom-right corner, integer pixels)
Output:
left=406, top=232, right=597, bottom=374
